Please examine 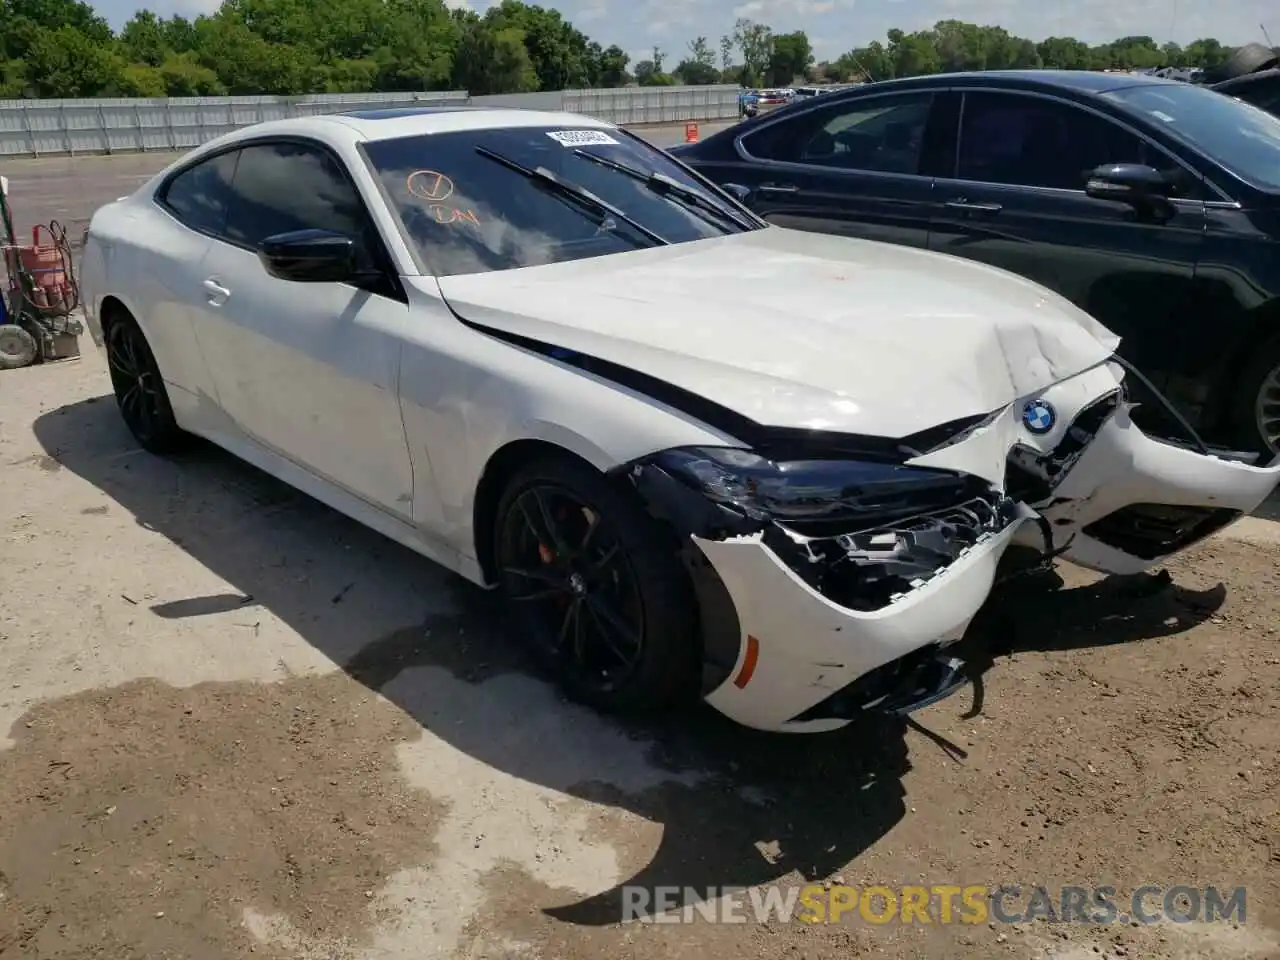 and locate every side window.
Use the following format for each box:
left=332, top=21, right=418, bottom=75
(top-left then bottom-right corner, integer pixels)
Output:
left=957, top=92, right=1151, bottom=191
left=158, top=151, right=239, bottom=235
left=223, top=142, right=371, bottom=250
left=742, top=93, right=934, bottom=175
